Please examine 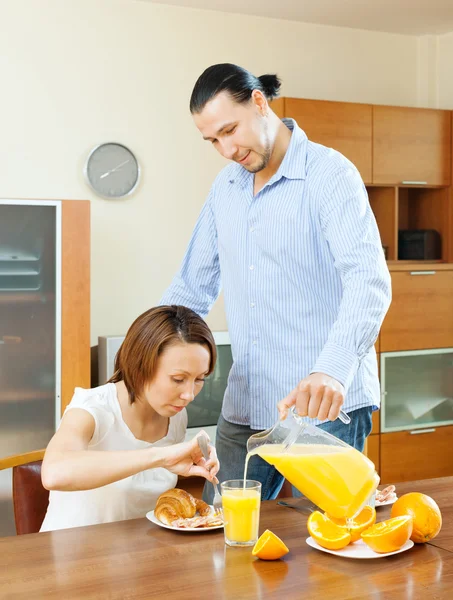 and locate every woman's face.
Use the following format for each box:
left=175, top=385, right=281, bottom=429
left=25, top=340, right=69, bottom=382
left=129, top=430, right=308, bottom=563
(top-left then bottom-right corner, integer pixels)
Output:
left=142, top=341, right=211, bottom=417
